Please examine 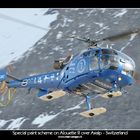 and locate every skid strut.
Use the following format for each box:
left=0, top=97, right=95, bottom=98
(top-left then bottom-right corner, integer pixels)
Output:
left=80, top=94, right=107, bottom=117
left=85, top=95, right=92, bottom=110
